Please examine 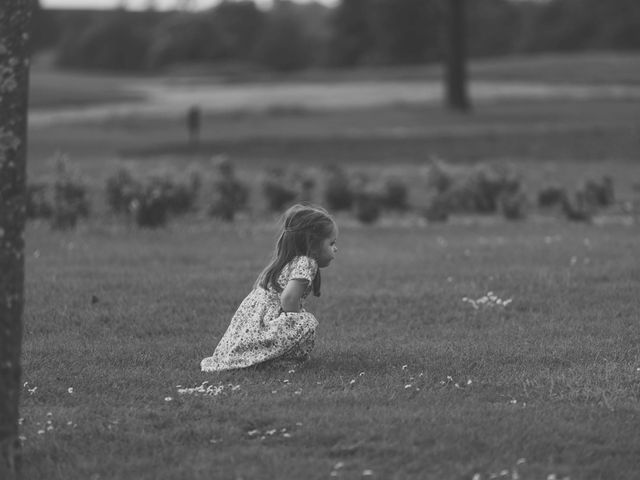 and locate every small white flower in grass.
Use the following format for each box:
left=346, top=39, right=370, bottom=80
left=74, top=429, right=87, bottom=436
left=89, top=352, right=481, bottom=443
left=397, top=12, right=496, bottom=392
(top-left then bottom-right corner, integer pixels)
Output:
left=467, top=379, right=473, bottom=385
left=288, top=369, right=295, bottom=374
left=272, top=390, right=278, bottom=394
left=402, top=365, right=408, bottom=370
left=464, top=292, right=512, bottom=309
left=472, top=474, right=481, bottom=480
left=500, top=470, right=509, bottom=476
left=349, top=379, right=356, bottom=385
left=362, top=470, right=374, bottom=476
left=359, top=372, right=365, bottom=376
left=296, top=422, right=303, bottom=426
left=37, top=430, right=45, bottom=435
left=334, top=462, right=345, bottom=470
left=164, top=397, right=173, bottom=402
left=67, top=387, right=74, bottom=394
left=266, top=429, right=277, bottom=436
left=18, top=435, right=26, bottom=442
left=283, top=433, right=292, bottom=438
left=547, top=475, right=557, bottom=480
left=510, top=399, right=517, bottom=404
left=294, top=390, right=302, bottom=395
left=18, top=418, right=24, bottom=425
left=46, top=426, right=54, bottom=432
left=404, top=384, right=412, bottom=389
left=231, top=385, right=240, bottom=391
left=516, top=458, right=526, bottom=465
left=247, top=429, right=259, bottom=436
